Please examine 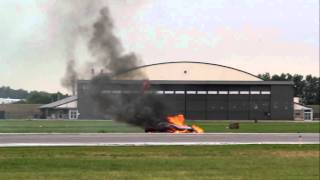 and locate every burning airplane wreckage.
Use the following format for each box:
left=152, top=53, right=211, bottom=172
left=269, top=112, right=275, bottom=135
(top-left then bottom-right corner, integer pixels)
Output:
left=90, top=76, right=204, bottom=133
left=61, top=5, right=204, bottom=133
left=145, top=114, right=204, bottom=133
